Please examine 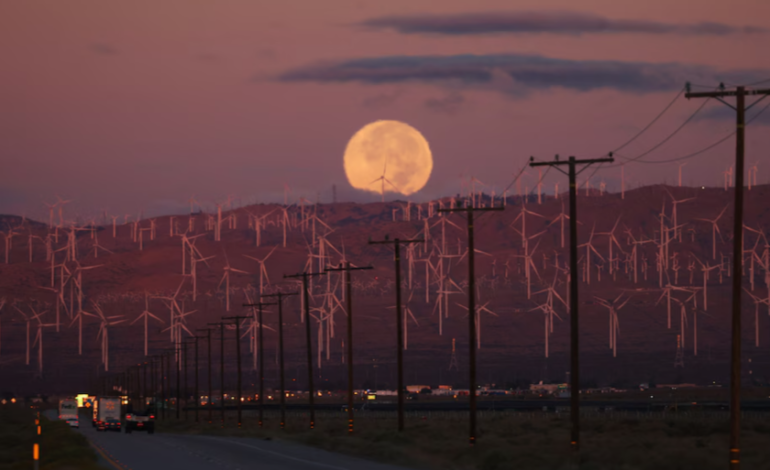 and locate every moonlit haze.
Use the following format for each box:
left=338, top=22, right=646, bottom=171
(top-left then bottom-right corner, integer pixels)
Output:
left=1, top=0, right=768, bottom=220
